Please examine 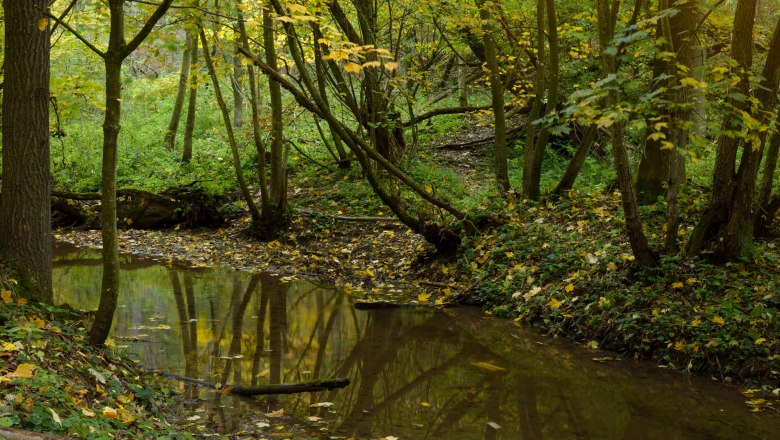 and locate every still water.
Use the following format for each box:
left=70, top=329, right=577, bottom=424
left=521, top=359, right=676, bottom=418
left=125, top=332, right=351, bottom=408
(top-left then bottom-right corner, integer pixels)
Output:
left=53, top=242, right=779, bottom=439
